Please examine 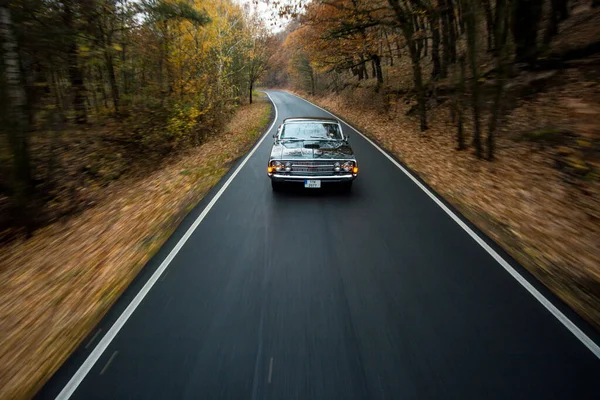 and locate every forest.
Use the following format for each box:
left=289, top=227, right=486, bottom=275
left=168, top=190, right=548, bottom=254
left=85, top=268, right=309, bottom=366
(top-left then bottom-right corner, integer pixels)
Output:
left=0, top=0, right=274, bottom=239
left=268, top=0, right=598, bottom=155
